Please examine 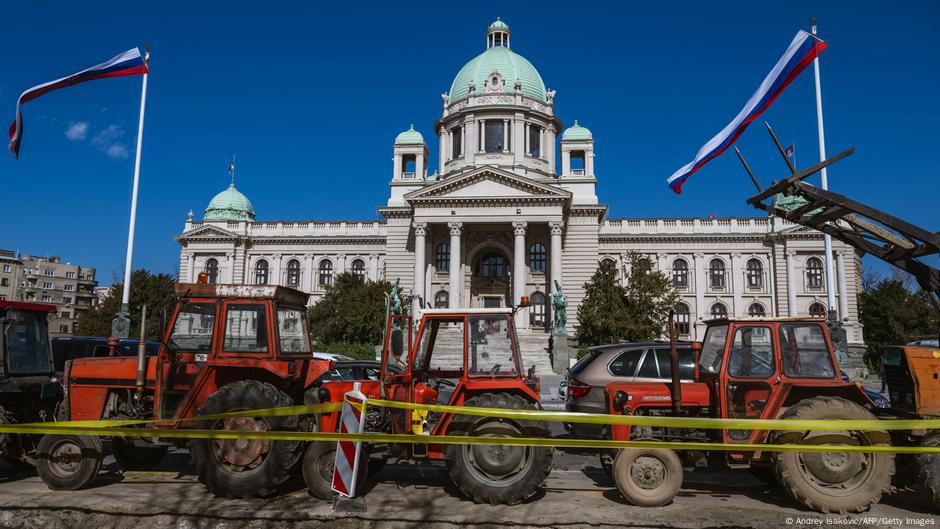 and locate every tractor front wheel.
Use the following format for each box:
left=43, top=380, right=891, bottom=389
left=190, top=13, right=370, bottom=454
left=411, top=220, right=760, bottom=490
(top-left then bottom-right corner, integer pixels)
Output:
left=35, top=434, right=103, bottom=491
left=612, top=447, right=683, bottom=507
left=190, top=380, right=302, bottom=499
left=302, top=441, right=368, bottom=499
left=771, top=396, right=893, bottom=514
left=112, top=438, right=168, bottom=471
left=444, top=393, right=553, bottom=505
left=915, top=433, right=940, bottom=510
